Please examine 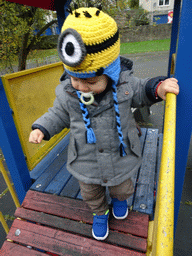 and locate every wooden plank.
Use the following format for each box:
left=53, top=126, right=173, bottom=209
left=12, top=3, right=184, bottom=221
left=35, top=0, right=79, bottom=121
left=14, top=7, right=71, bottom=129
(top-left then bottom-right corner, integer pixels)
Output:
left=60, top=176, right=80, bottom=198
left=15, top=208, right=147, bottom=253
left=30, top=132, right=70, bottom=180
left=109, top=211, right=149, bottom=238
left=155, top=133, right=163, bottom=194
left=150, top=133, right=163, bottom=220
left=7, top=219, right=145, bottom=256
left=139, top=128, right=148, bottom=152
left=133, top=129, right=158, bottom=216
left=44, top=164, right=72, bottom=195
left=0, top=241, right=47, bottom=256
left=30, top=145, right=68, bottom=192
left=22, top=190, right=149, bottom=238
left=127, top=128, right=148, bottom=208
left=76, top=190, right=82, bottom=200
